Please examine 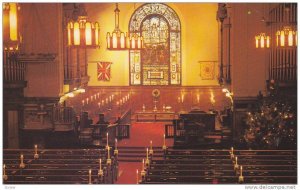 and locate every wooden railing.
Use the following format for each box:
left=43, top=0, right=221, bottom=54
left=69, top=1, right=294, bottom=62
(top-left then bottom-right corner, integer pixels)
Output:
left=52, top=106, right=74, bottom=131
left=3, top=52, right=26, bottom=83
